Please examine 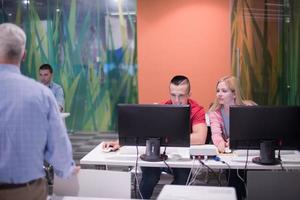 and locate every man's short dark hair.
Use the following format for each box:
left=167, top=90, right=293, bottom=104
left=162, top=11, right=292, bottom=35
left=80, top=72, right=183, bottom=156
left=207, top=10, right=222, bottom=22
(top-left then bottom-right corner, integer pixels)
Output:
left=170, top=75, right=190, bottom=93
left=39, top=64, right=53, bottom=74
